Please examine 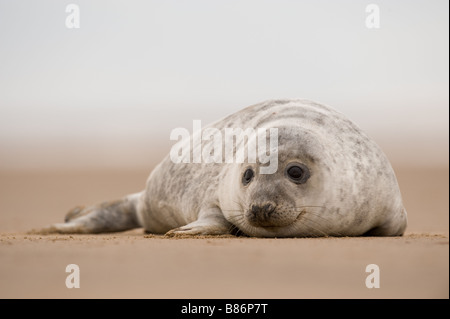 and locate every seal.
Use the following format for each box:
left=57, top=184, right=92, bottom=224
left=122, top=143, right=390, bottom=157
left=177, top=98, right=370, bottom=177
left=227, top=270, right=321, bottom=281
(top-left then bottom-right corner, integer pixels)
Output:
left=39, top=99, right=407, bottom=237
